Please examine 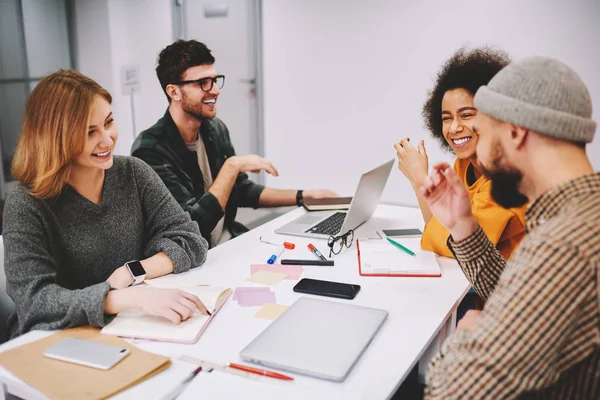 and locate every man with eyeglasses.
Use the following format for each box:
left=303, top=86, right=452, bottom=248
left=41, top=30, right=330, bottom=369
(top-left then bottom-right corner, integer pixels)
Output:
left=132, top=40, right=336, bottom=247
